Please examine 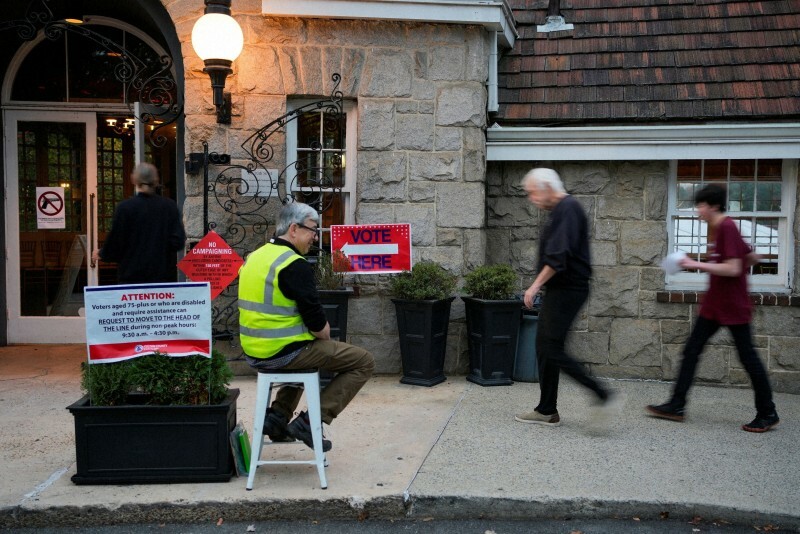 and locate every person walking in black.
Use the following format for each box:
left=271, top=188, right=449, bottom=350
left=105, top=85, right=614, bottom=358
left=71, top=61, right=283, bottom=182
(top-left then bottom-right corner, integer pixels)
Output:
left=515, top=168, right=619, bottom=430
left=93, top=162, right=186, bottom=283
